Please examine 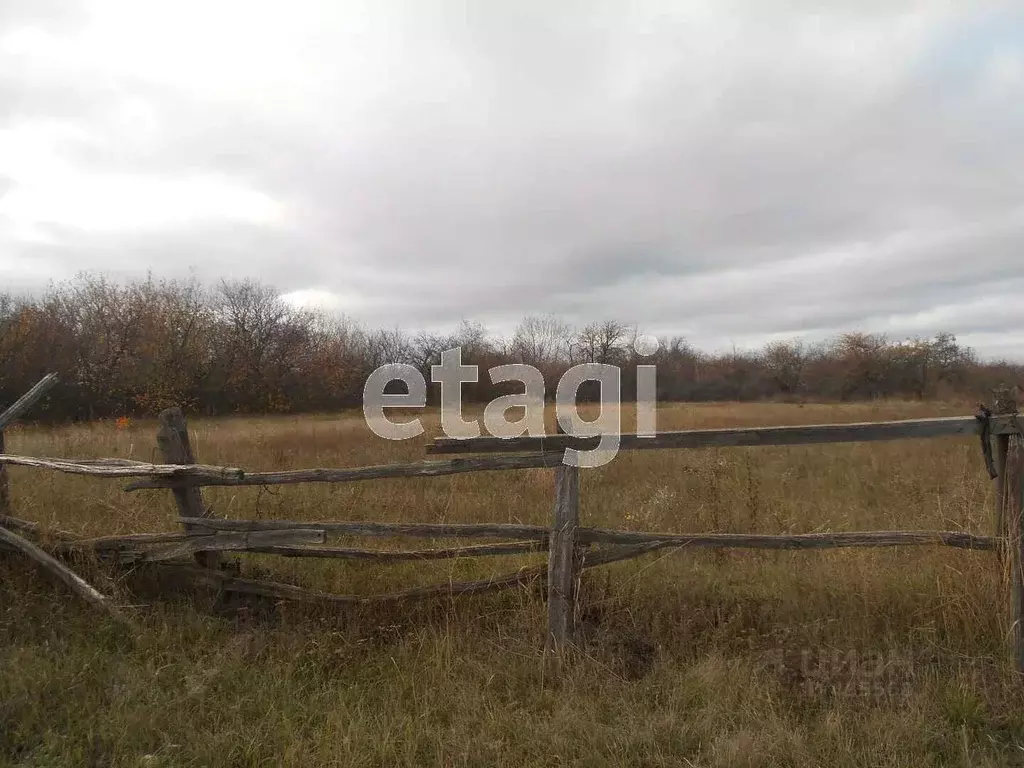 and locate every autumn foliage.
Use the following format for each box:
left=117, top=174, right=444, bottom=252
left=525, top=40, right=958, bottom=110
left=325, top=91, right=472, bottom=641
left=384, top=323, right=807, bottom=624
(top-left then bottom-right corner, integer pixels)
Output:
left=0, top=273, right=1019, bottom=422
